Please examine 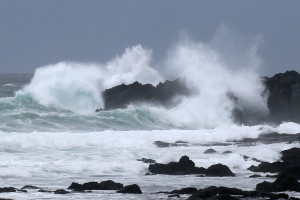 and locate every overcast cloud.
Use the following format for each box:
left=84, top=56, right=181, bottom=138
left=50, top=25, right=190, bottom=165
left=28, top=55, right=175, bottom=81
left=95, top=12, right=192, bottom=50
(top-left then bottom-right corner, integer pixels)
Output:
left=0, top=0, right=299, bottom=75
